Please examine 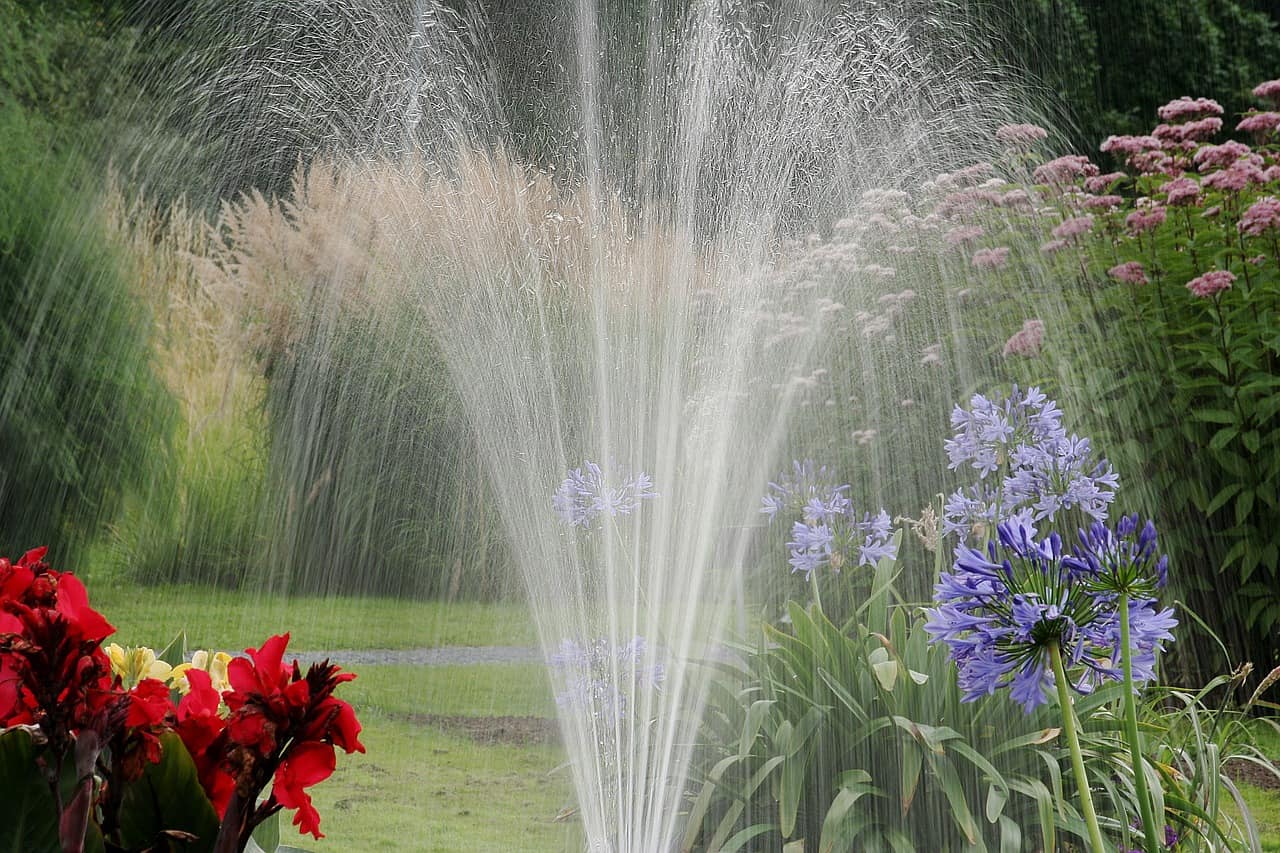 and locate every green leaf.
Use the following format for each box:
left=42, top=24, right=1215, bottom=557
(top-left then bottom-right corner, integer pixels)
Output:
left=249, top=810, right=281, bottom=853
left=0, top=730, right=59, bottom=853
left=1235, top=489, right=1255, bottom=525
left=1205, top=483, right=1241, bottom=515
left=1208, top=425, right=1238, bottom=450
left=117, top=733, right=220, bottom=853
left=1192, top=409, right=1236, bottom=424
